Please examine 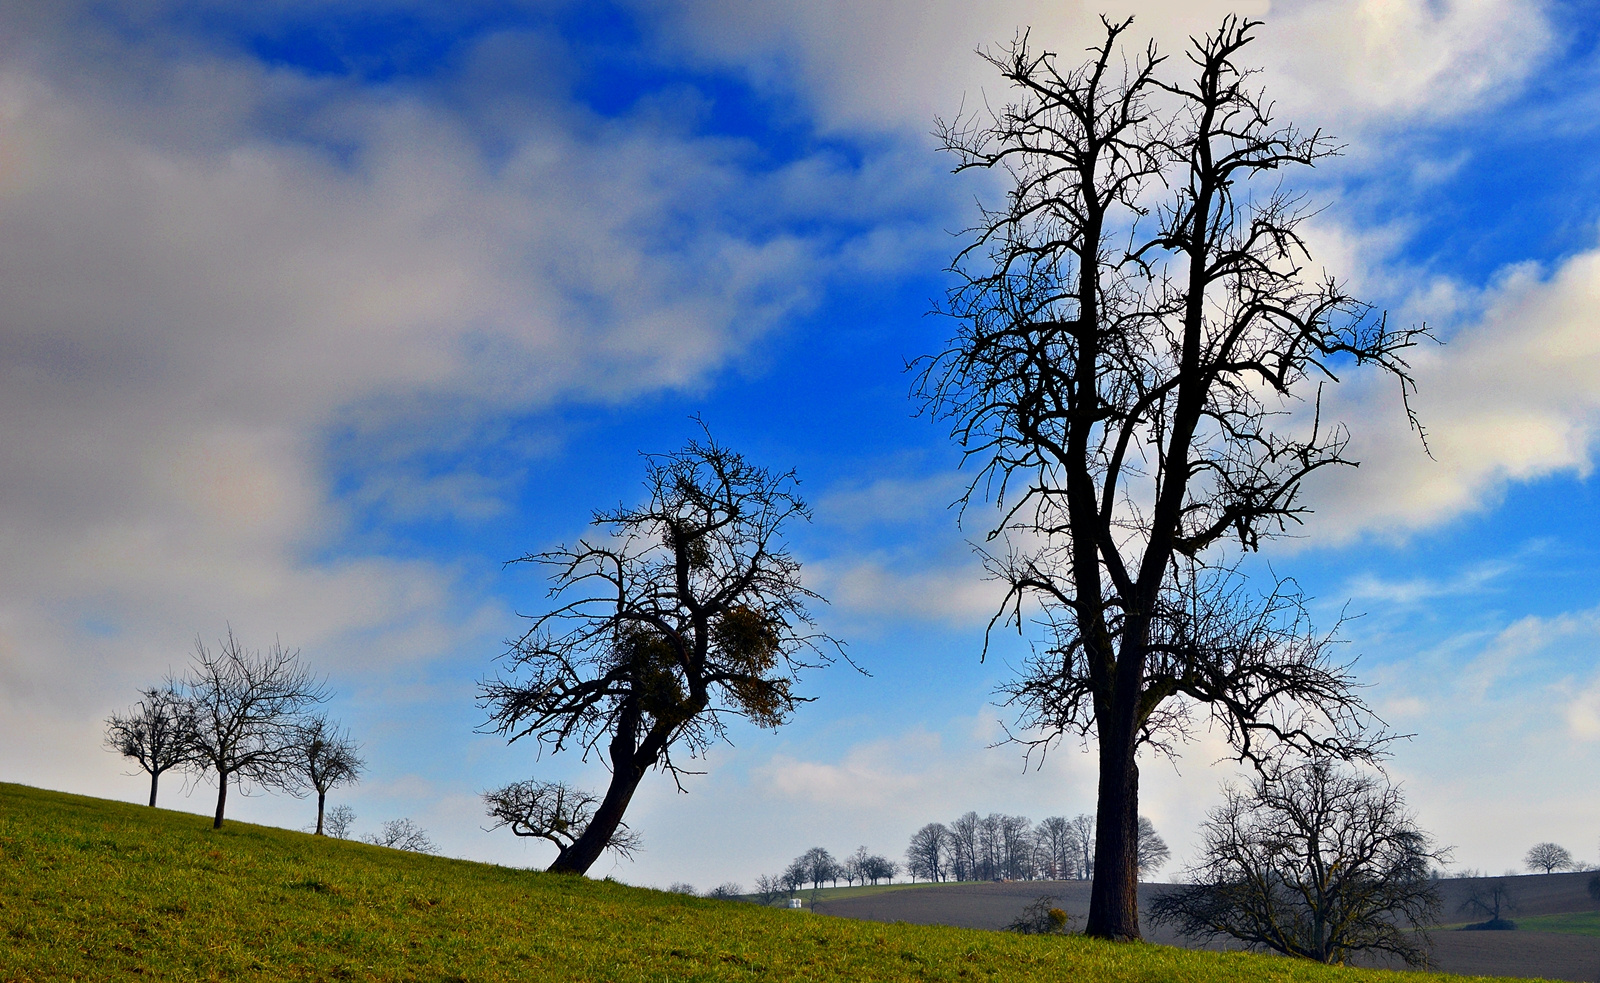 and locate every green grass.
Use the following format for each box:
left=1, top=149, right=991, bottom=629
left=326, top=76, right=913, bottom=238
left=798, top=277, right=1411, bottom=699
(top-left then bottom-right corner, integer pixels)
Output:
left=0, top=782, right=1548, bottom=982
left=1508, top=911, right=1600, bottom=936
